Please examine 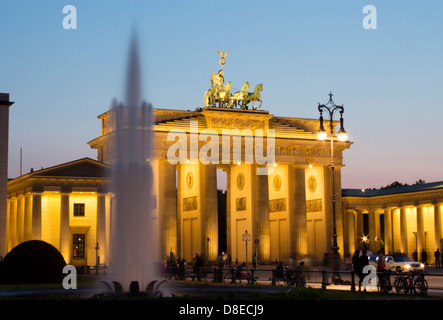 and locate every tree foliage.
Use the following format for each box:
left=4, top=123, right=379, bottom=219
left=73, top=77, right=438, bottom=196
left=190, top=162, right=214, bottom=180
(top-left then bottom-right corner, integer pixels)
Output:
left=380, top=179, right=426, bottom=190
